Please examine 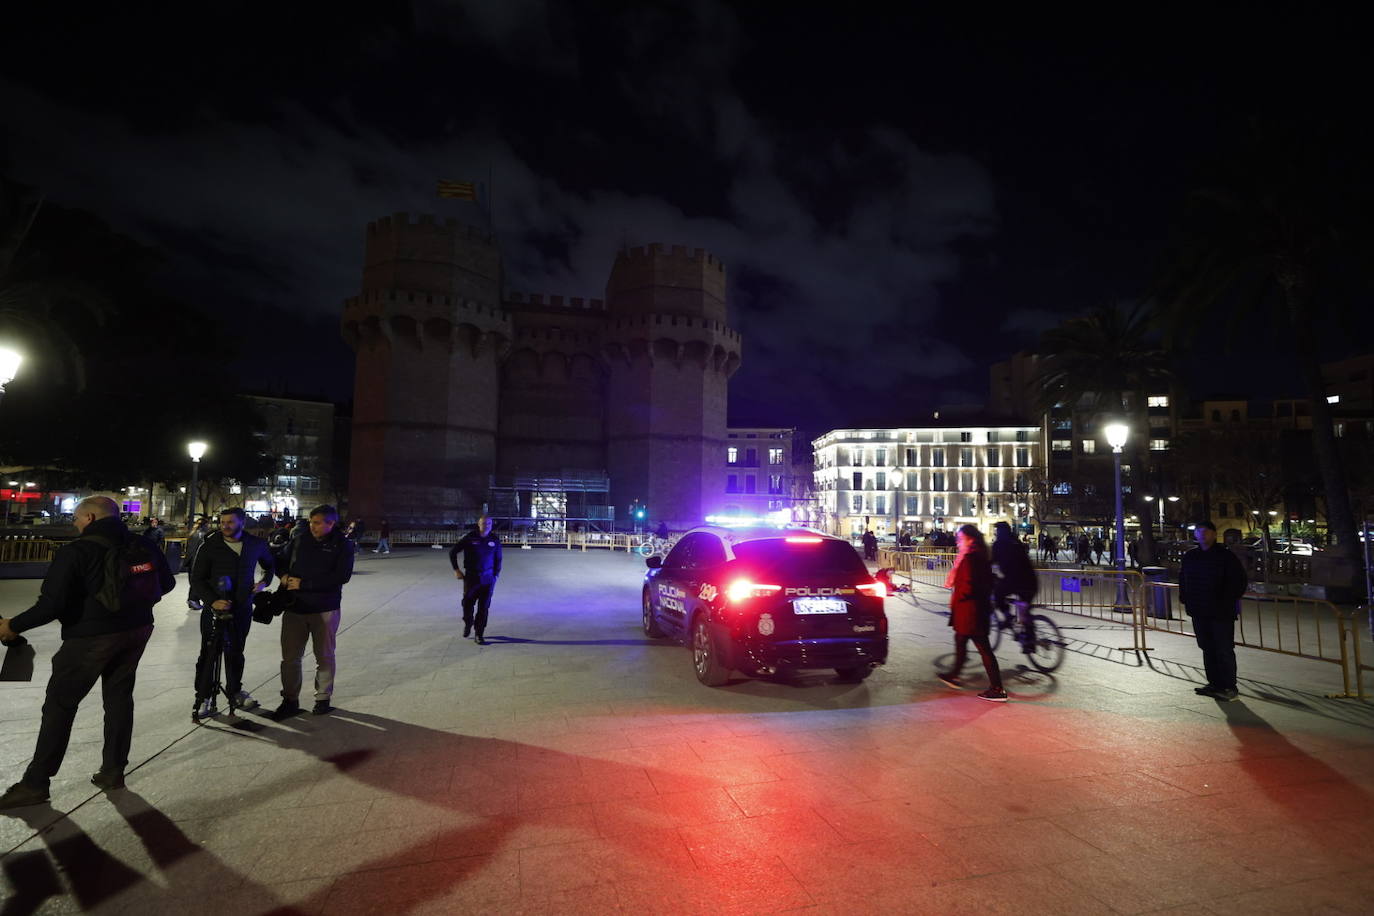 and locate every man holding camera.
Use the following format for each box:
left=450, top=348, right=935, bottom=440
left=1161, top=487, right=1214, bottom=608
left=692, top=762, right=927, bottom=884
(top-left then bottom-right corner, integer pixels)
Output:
left=273, top=504, right=355, bottom=718
left=189, top=507, right=275, bottom=720
left=0, top=497, right=174, bottom=809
